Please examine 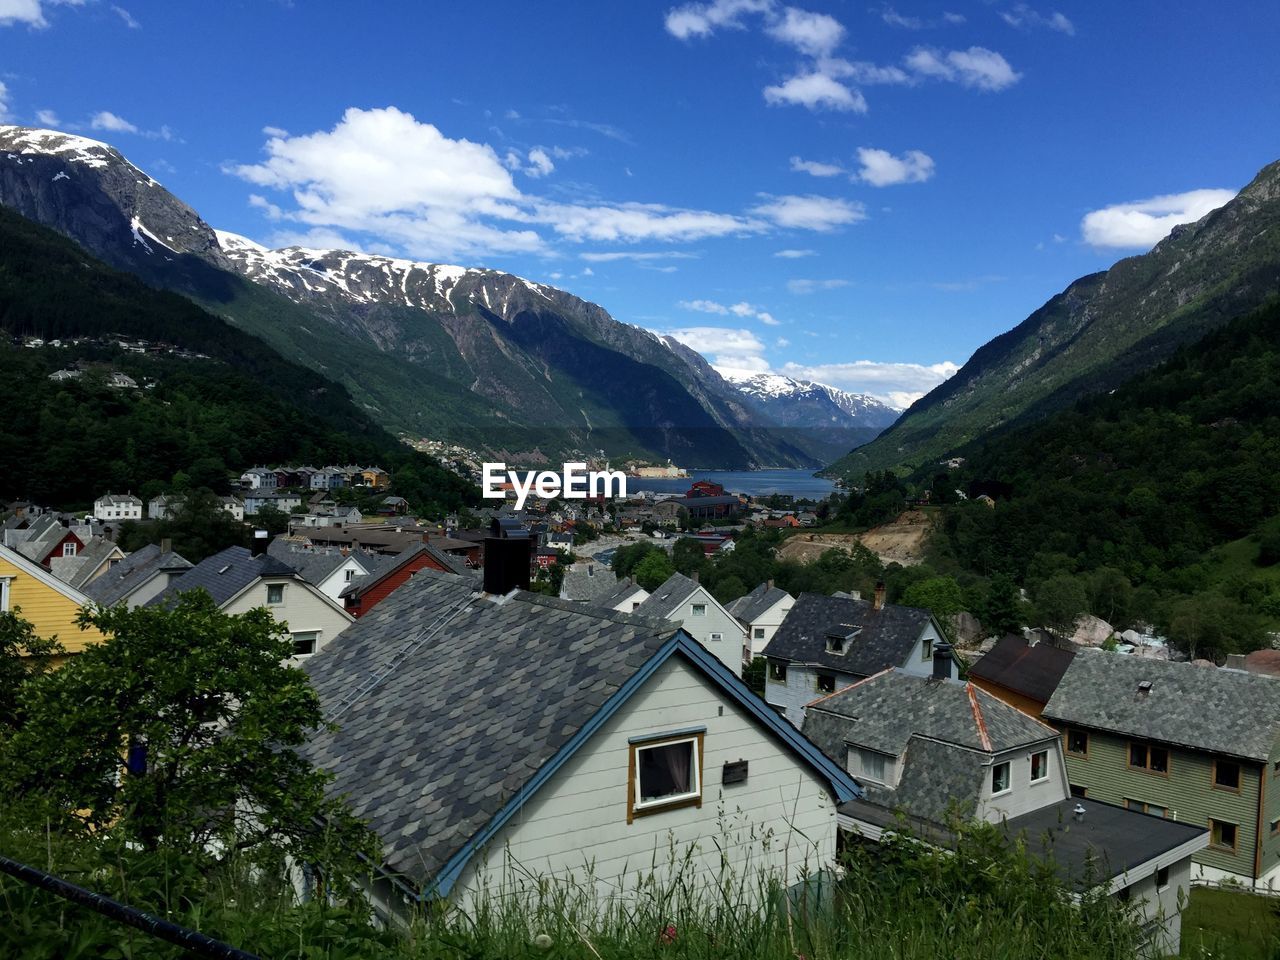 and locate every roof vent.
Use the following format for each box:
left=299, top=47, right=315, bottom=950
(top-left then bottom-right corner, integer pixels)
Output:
left=1136, top=679, right=1153, bottom=700
left=217, top=564, right=231, bottom=574
left=1073, top=803, right=1086, bottom=823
